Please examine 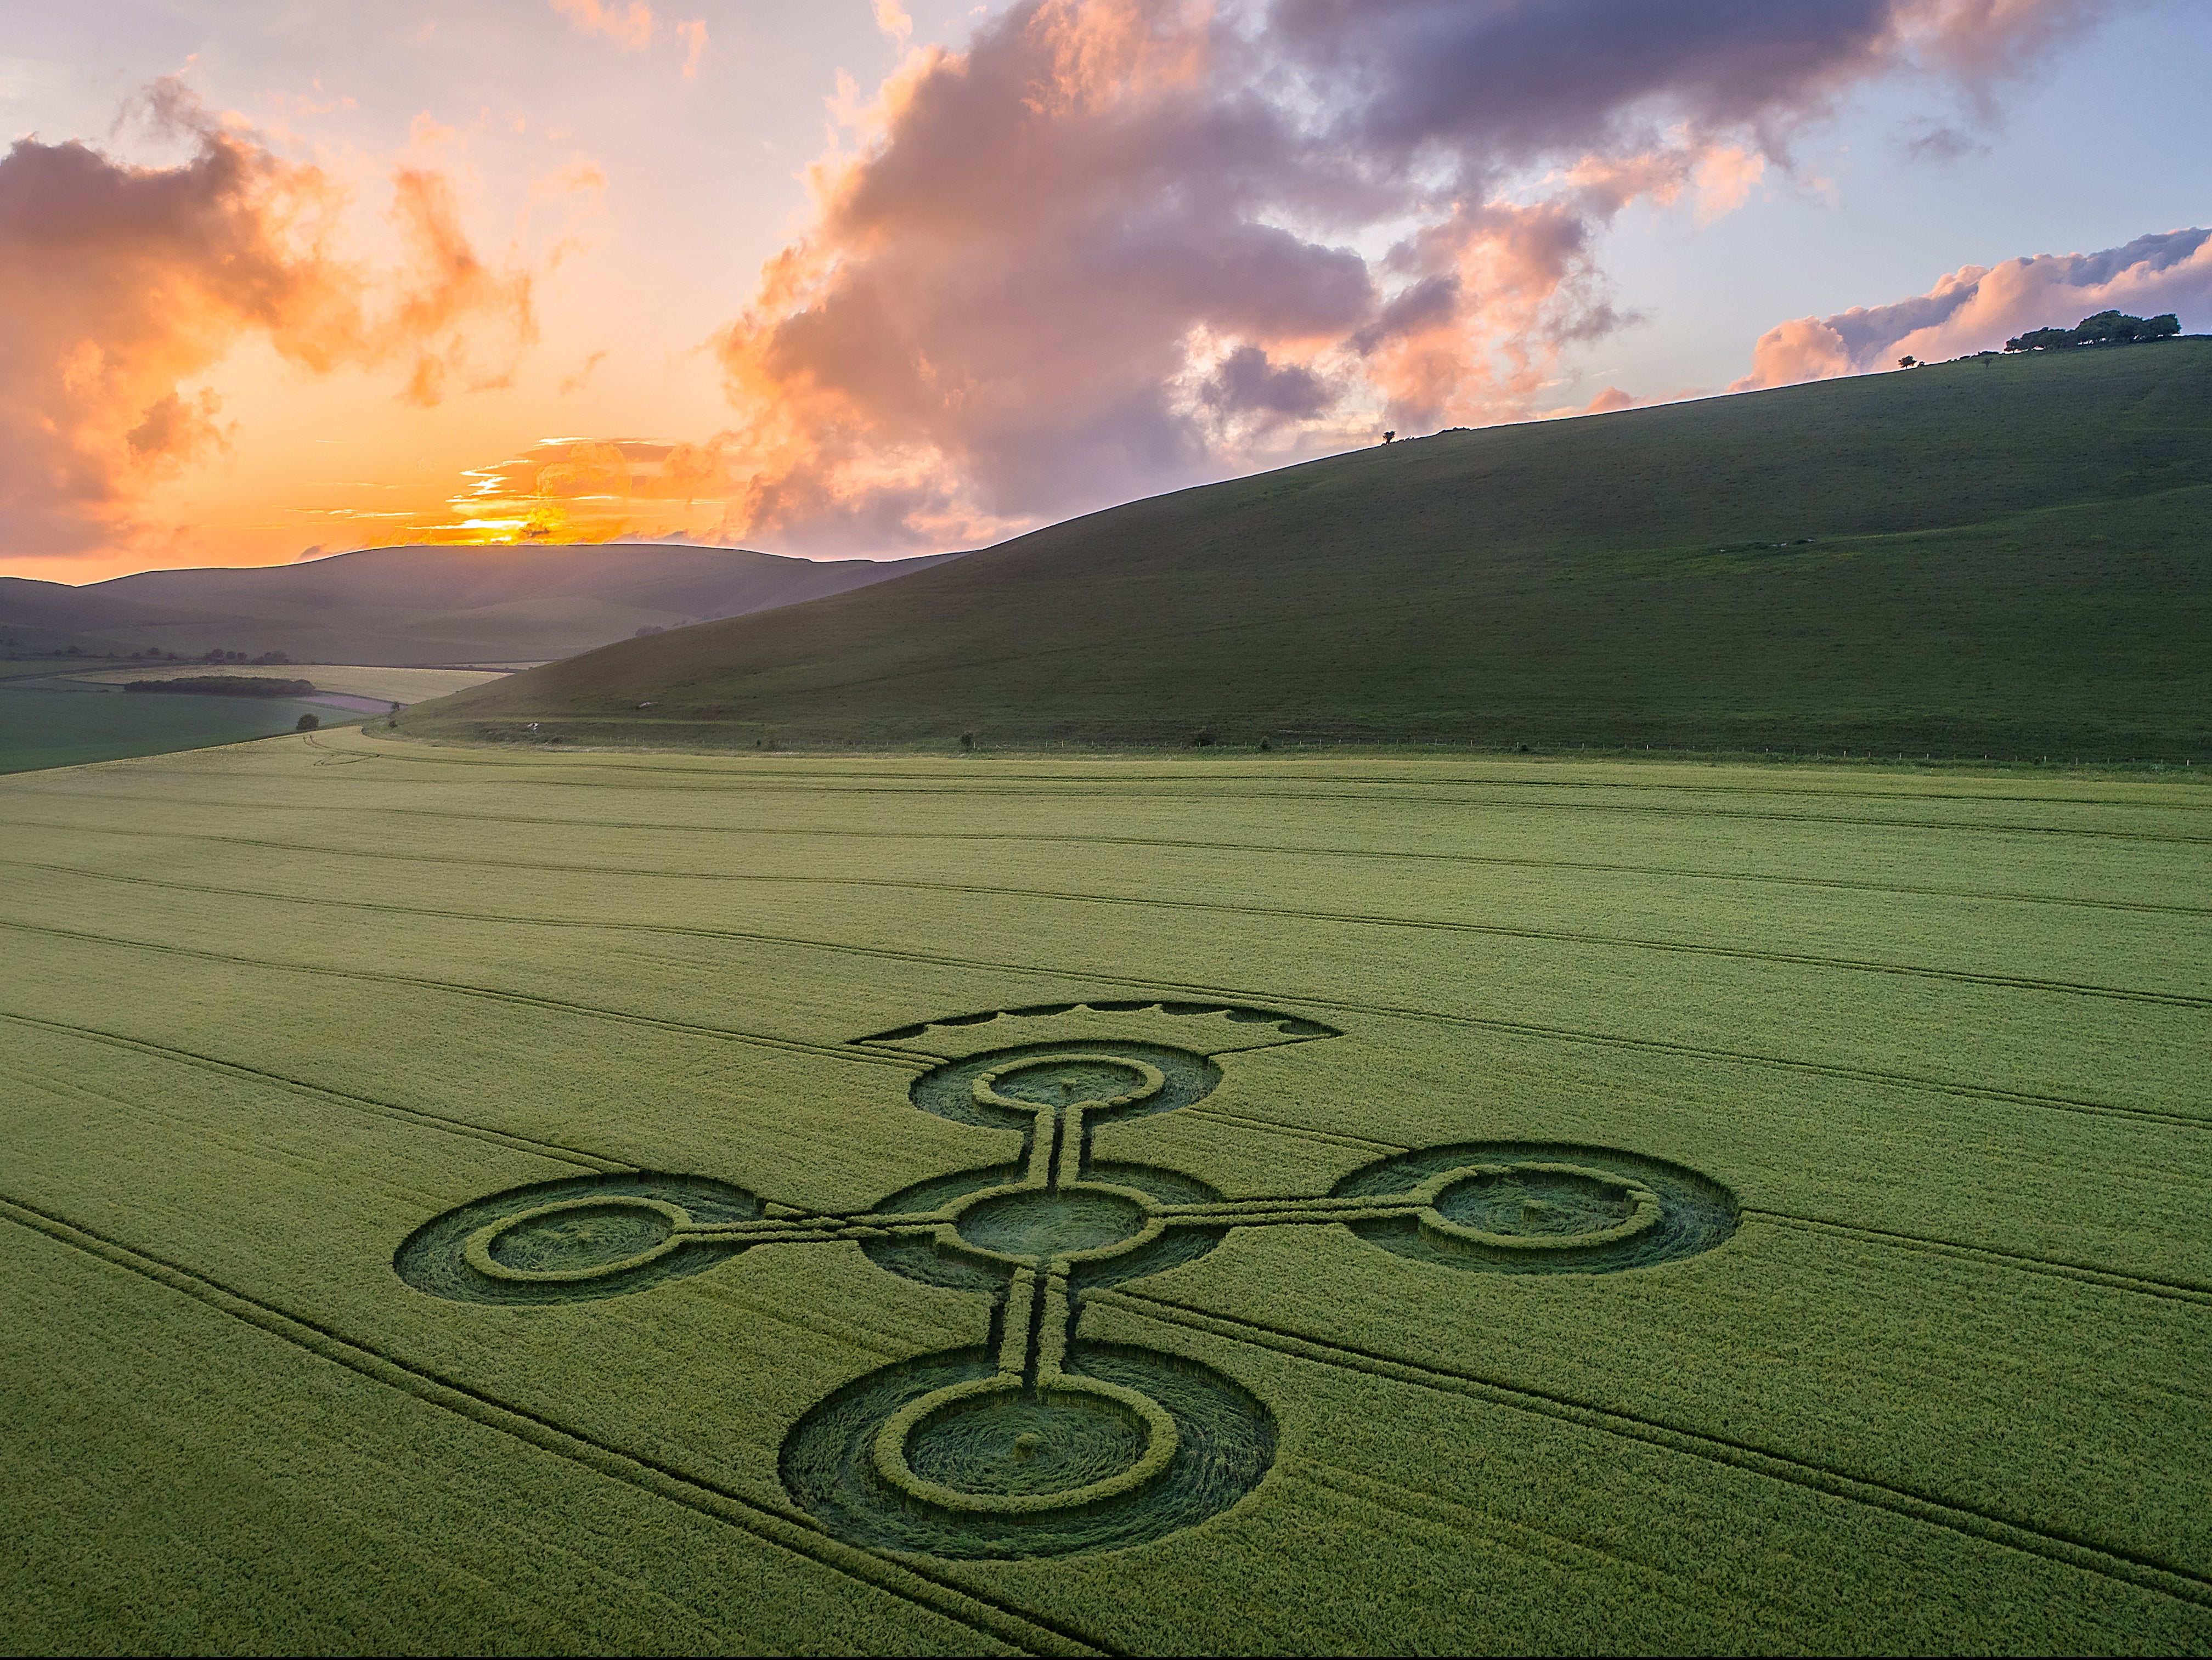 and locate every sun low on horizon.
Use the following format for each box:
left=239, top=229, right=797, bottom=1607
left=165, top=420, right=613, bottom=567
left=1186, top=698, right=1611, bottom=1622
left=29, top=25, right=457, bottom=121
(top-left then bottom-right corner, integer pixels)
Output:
left=4, top=0, right=2210, bottom=584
